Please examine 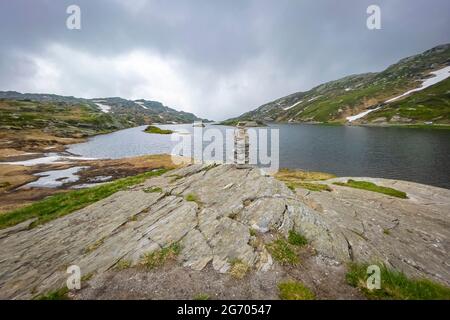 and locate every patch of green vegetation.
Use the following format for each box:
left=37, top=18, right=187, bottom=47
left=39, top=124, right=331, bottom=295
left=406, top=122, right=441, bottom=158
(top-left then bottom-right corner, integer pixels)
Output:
left=229, top=259, right=250, bottom=279
left=0, top=169, right=169, bottom=230
left=193, top=293, right=210, bottom=300
left=346, top=263, right=450, bottom=300
left=288, top=230, right=308, bottom=246
left=144, top=125, right=174, bottom=134
left=277, top=168, right=334, bottom=192
left=143, top=186, right=163, bottom=193
left=288, top=182, right=332, bottom=192
left=140, top=242, right=181, bottom=270
left=249, top=228, right=257, bottom=237
left=115, top=259, right=132, bottom=270
left=383, top=229, right=391, bottom=235
left=34, top=287, right=69, bottom=300
left=266, top=239, right=299, bottom=265
left=185, top=193, right=199, bottom=203
left=276, top=168, right=336, bottom=182
left=333, top=179, right=408, bottom=199
left=278, top=281, right=315, bottom=300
